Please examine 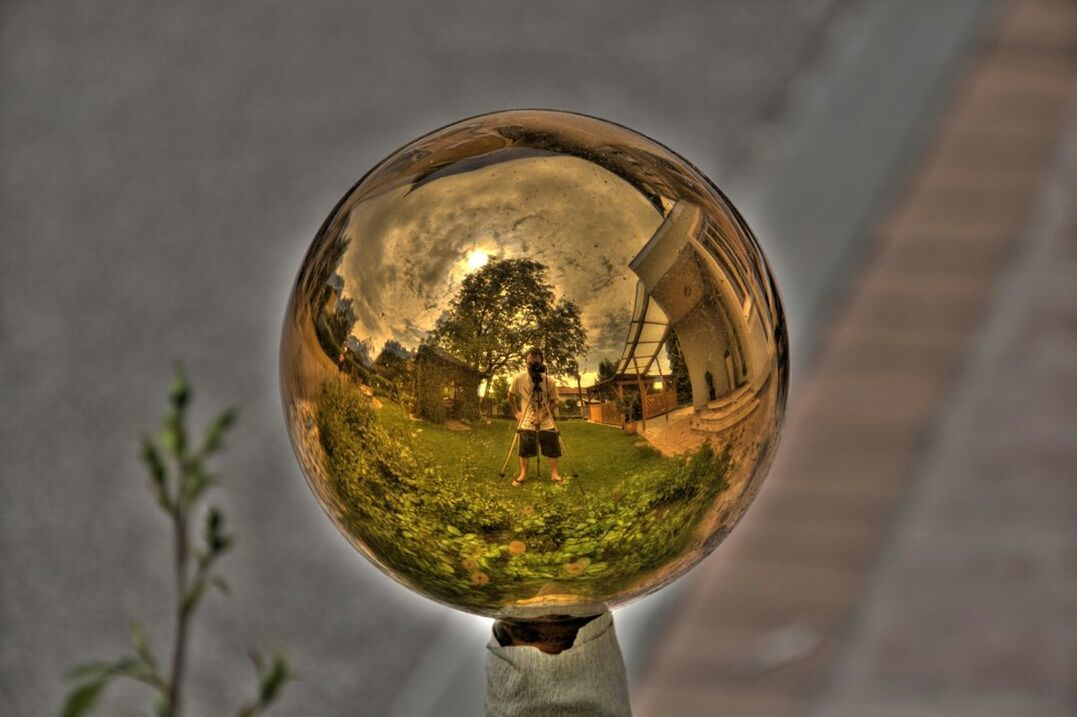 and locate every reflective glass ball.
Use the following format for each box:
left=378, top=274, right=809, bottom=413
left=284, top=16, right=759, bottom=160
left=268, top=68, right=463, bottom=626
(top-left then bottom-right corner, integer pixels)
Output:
left=281, top=110, right=788, bottom=619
